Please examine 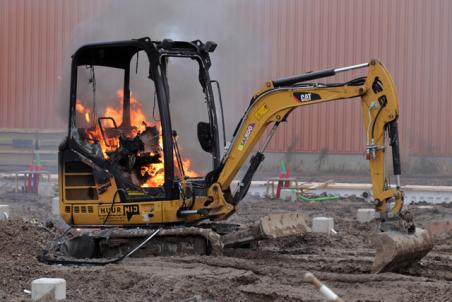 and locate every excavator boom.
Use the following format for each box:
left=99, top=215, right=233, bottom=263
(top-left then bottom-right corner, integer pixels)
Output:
left=206, top=60, right=432, bottom=272
left=217, top=61, right=398, bottom=209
